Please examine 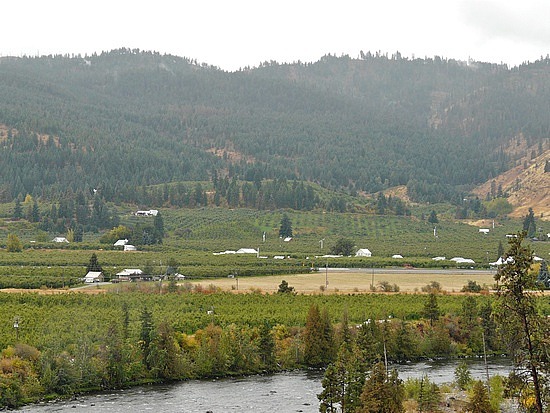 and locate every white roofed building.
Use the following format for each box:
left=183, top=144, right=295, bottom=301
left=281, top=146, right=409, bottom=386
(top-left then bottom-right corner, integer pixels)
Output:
left=355, top=248, right=372, bottom=257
